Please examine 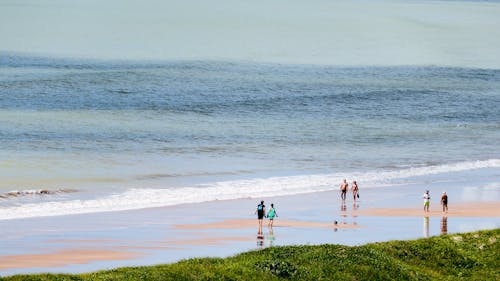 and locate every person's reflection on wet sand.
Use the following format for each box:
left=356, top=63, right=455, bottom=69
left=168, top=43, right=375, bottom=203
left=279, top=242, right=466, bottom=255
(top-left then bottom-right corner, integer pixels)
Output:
left=257, top=235, right=264, bottom=247
left=267, top=229, right=275, bottom=247
left=423, top=216, right=429, bottom=238
left=352, top=202, right=359, bottom=217
left=340, top=202, right=348, bottom=225
left=441, top=216, right=448, bottom=235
